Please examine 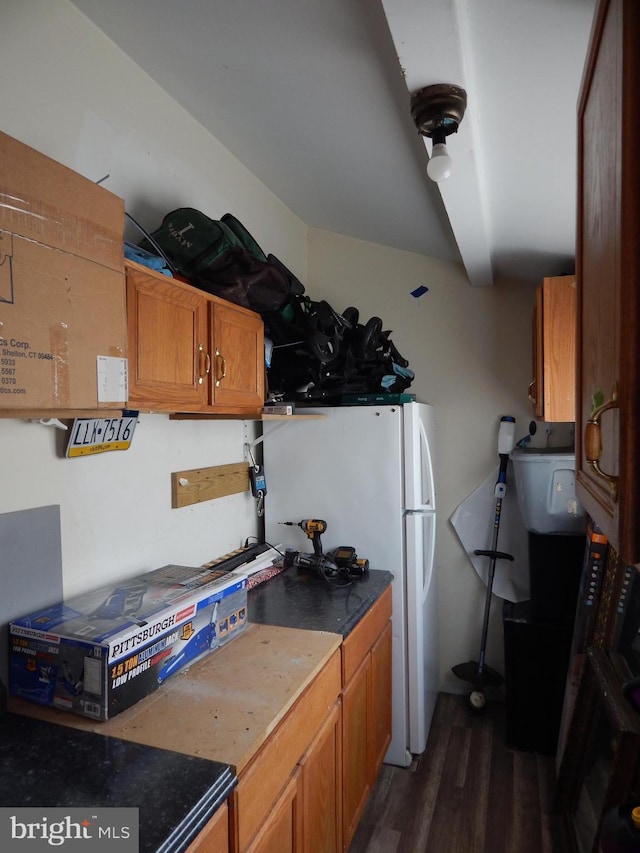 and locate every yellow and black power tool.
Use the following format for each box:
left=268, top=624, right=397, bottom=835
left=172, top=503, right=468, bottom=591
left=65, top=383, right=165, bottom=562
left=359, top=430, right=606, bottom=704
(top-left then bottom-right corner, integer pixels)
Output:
left=326, top=545, right=370, bottom=577
left=279, top=519, right=327, bottom=559
left=279, top=520, right=368, bottom=583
